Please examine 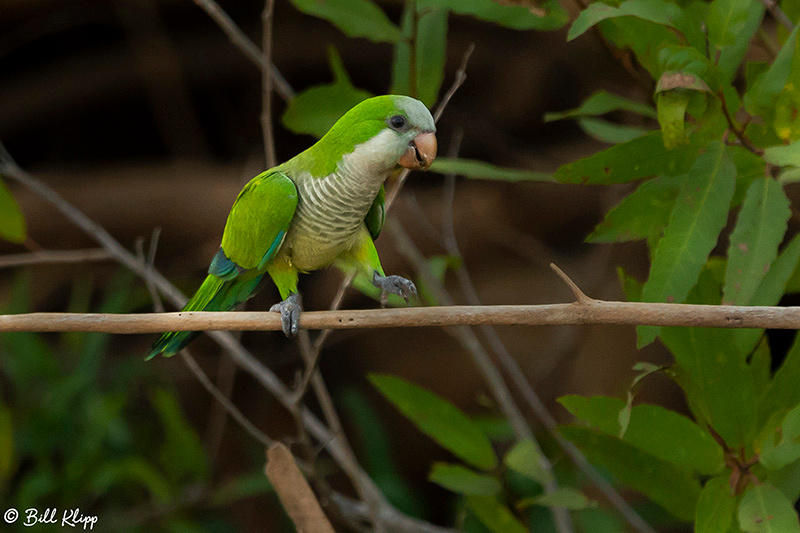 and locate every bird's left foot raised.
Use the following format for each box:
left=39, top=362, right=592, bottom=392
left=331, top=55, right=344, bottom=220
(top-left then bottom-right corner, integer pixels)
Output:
left=372, top=272, right=417, bottom=306
left=270, top=293, right=302, bottom=337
